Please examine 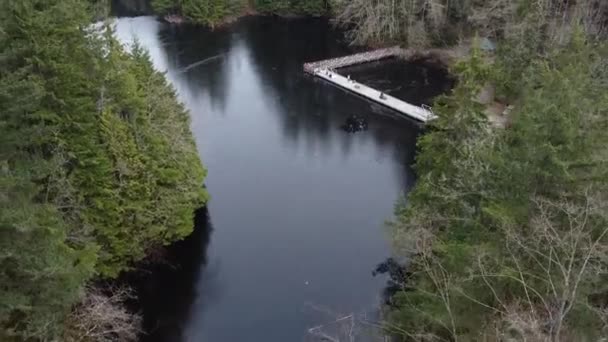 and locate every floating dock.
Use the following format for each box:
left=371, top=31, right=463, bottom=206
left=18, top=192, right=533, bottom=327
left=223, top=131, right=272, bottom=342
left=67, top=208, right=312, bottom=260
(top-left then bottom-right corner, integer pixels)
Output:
left=313, top=69, right=435, bottom=122
left=304, top=47, right=435, bottom=123
left=303, top=46, right=403, bottom=74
